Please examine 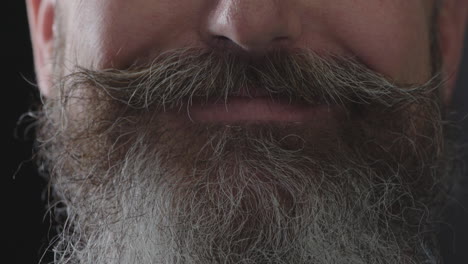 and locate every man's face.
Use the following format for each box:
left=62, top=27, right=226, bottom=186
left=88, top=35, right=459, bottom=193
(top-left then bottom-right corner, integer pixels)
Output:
left=27, top=0, right=468, bottom=263
left=57, top=0, right=435, bottom=86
